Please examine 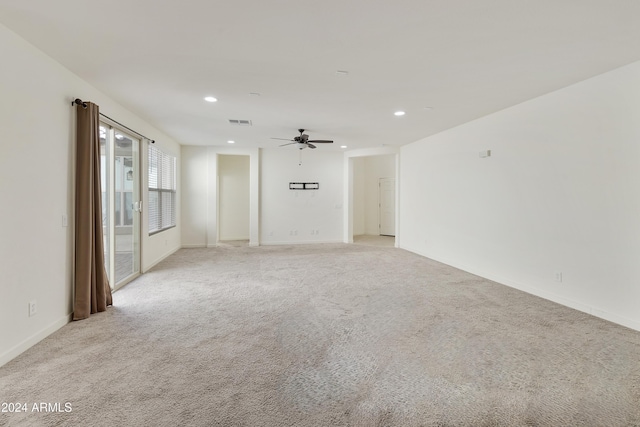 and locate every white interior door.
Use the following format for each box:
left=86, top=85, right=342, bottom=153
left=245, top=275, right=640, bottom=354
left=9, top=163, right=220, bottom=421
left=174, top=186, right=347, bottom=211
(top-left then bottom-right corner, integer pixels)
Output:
left=379, top=177, right=395, bottom=236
